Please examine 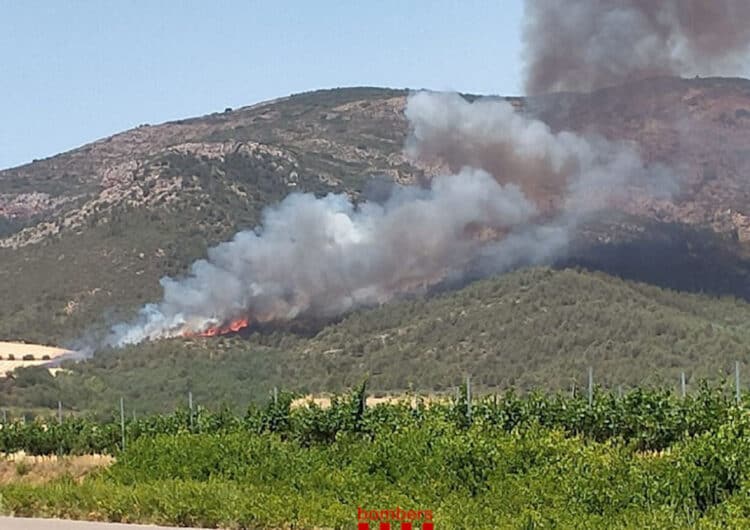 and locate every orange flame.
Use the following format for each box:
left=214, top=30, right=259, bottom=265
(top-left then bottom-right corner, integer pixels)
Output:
left=184, top=317, right=250, bottom=338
